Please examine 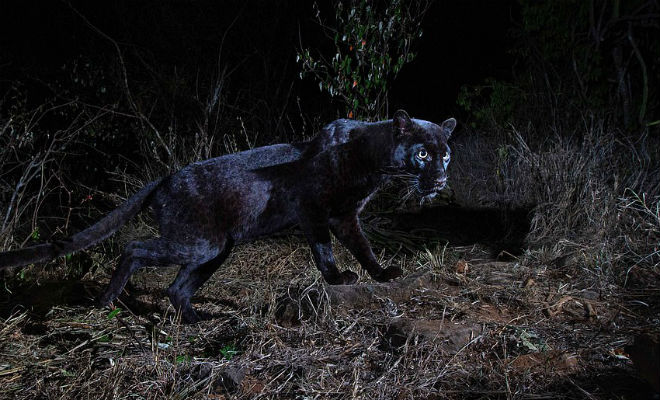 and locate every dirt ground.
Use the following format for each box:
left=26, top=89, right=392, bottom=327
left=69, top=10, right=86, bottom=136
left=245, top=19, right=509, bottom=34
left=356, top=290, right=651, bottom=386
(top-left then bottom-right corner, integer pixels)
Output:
left=1, top=235, right=659, bottom=399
